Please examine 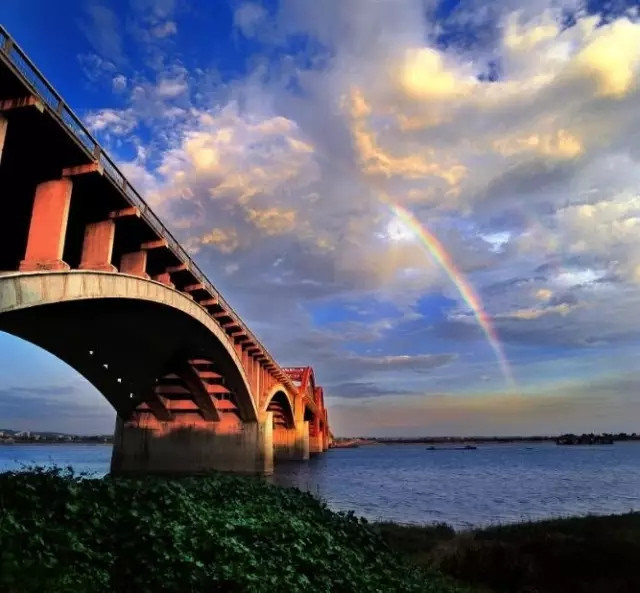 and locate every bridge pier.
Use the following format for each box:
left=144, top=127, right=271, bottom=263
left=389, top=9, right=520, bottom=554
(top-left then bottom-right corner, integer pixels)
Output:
left=273, top=420, right=310, bottom=462
left=309, top=418, right=324, bottom=456
left=111, top=412, right=274, bottom=475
